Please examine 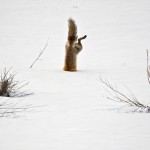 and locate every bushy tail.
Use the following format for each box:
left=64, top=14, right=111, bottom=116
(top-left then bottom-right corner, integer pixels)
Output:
left=67, top=18, right=77, bottom=44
